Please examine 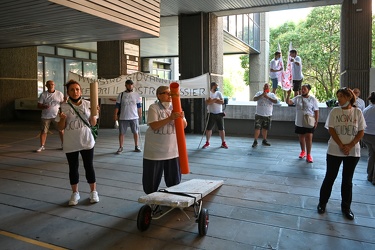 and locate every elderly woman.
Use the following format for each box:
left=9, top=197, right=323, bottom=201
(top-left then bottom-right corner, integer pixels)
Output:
left=362, top=92, right=375, bottom=185
left=286, top=84, right=319, bottom=163
left=142, top=86, right=187, bottom=194
left=57, top=79, right=99, bottom=206
left=317, top=87, right=366, bottom=220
